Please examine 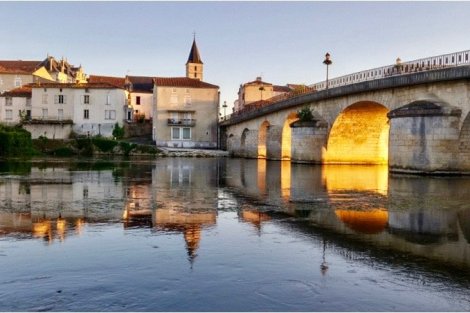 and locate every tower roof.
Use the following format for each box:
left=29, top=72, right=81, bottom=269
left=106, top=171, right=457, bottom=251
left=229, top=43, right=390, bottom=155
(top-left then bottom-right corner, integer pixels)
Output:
left=186, top=39, right=203, bottom=64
